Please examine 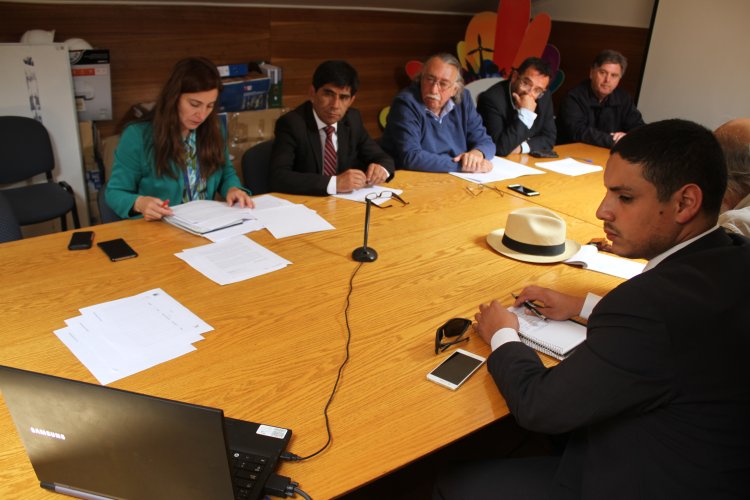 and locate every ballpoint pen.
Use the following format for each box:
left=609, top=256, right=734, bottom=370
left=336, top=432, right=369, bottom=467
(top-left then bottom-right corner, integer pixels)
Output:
left=570, top=156, right=593, bottom=163
left=161, top=199, right=170, bottom=208
left=511, top=293, right=548, bottom=321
